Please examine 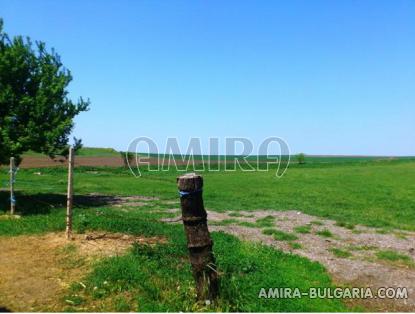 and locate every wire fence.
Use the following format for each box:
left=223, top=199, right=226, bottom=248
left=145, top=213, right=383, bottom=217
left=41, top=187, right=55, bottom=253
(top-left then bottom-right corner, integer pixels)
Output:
left=0, top=163, right=72, bottom=213
left=0, top=163, right=133, bottom=213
